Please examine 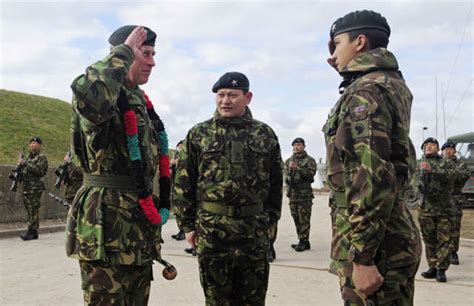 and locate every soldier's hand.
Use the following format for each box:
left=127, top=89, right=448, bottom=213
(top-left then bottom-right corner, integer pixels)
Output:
left=289, top=161, right=298, bottom=170
left=17, top=157, right=25, bottom=166
left=420, top=162, right=432, bottom=172
left=124, top=26, right=147, bottom=58
left=185, top=231, right=197, bottom=248
left=352, top=263, right=384, bottom=296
